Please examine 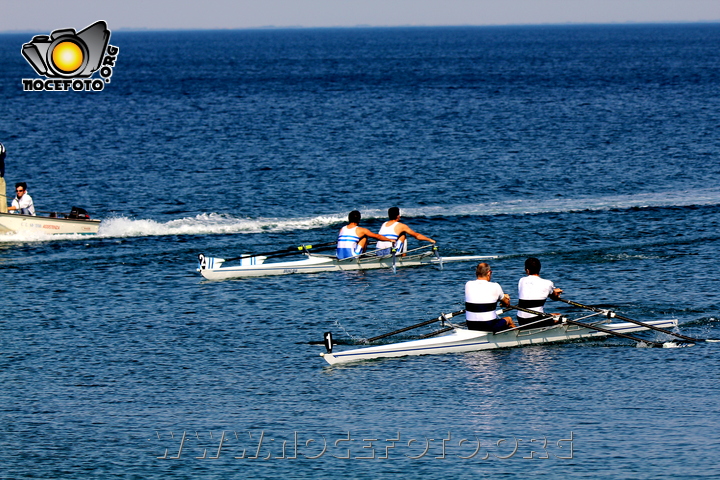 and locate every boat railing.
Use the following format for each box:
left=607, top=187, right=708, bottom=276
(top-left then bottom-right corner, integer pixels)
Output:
left=34, top=208, right=93, bottom=220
